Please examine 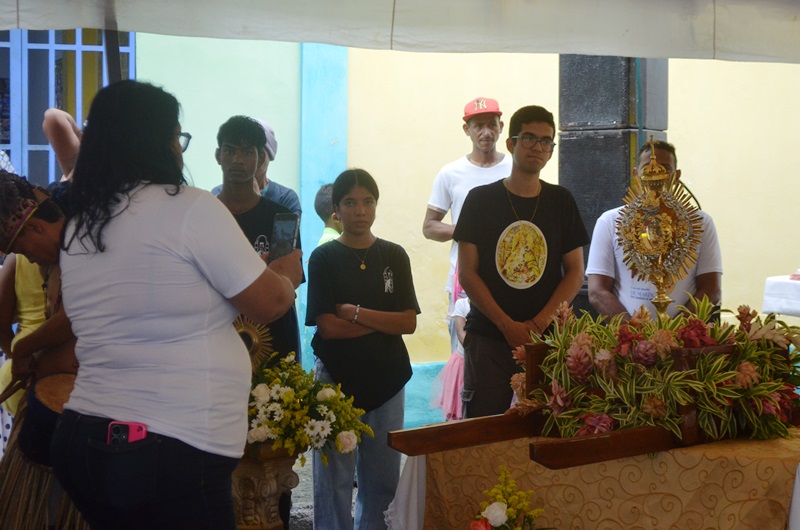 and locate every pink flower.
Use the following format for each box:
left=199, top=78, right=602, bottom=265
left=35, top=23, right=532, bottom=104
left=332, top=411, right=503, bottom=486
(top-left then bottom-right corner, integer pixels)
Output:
left=776, top=384, right=799, bottom=422
left=593, top=348, right=618, bottom=382
left=677, top=318, right=718, bottom=348
left=760, top=396, right=780, bottom=416
left=642, top=396, right=667, bottom=419
left=628, top=306, right=652, bottom=329
left=547, top=380, right=572, bottom=416
left=614, top=325, right=643, bottom=356
left=735, top=361, right=760, bottom=389
left=632, top=340, right=659, bottom=367
left=736, top=305, right=758, bottom=333
left=566, top=333, right=594, bottom=384
left=576, top=413, right=615, bottom=436
left=510, top=373, right=527, bottom=401
left=512, top=345, right=527, bottom=366
left=554, top=301, right=573, bottom=329
left=650, top=329, right=679, bottom=359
